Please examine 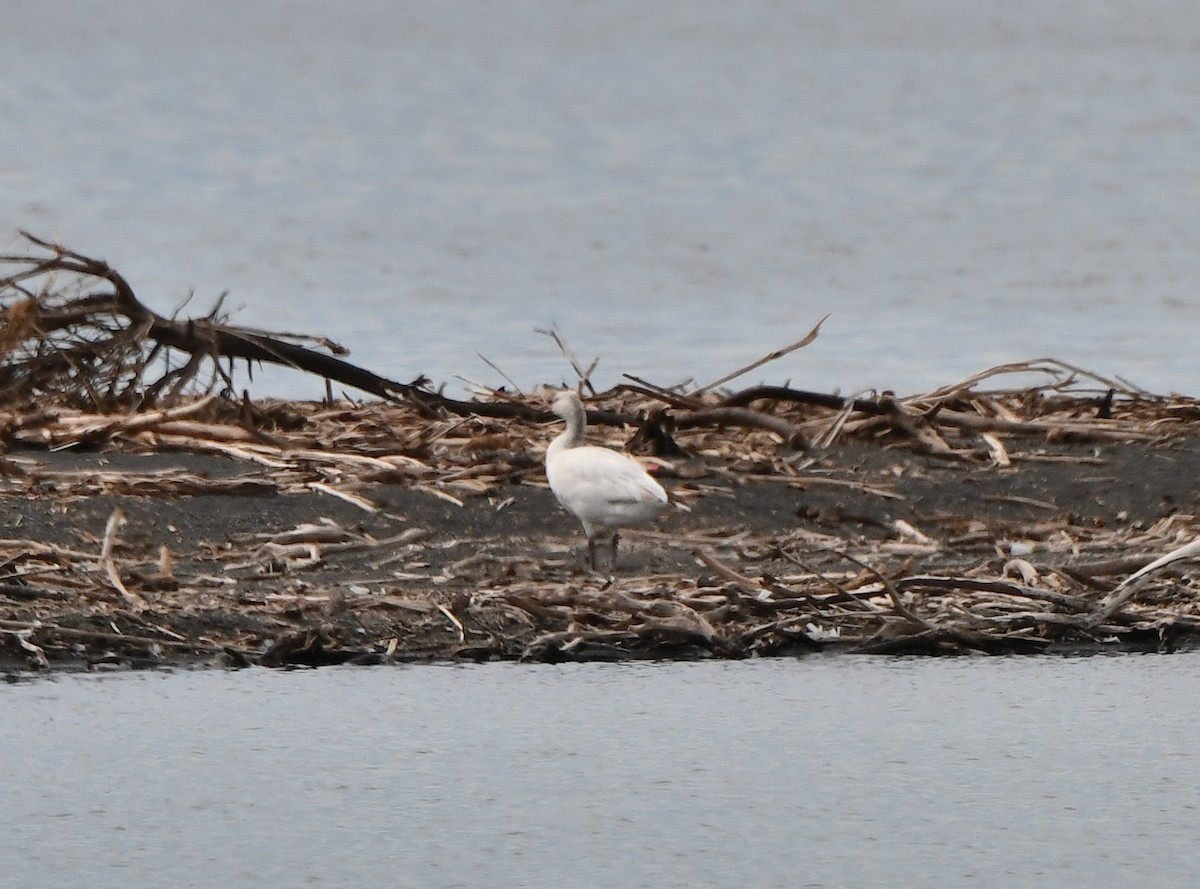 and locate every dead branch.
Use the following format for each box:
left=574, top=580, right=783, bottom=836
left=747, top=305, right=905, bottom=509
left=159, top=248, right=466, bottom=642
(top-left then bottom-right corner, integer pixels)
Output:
left=0, top=232, right=441, bottom=408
